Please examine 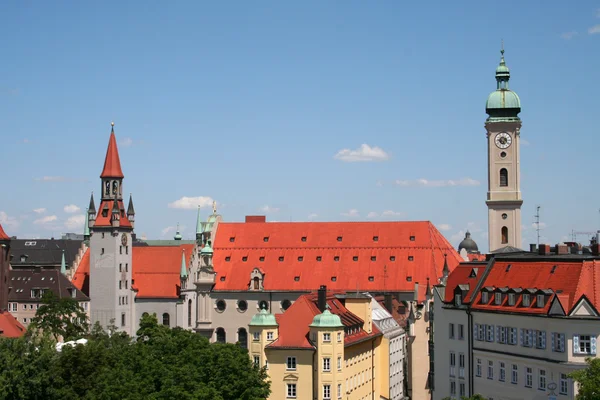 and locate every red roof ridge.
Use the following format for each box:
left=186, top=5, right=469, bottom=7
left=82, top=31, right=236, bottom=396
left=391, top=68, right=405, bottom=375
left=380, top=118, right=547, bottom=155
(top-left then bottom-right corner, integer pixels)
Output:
left=100, top=128, right=124, bottom=178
